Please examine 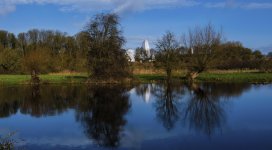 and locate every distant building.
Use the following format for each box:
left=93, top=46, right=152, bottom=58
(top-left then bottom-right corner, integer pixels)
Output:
left=126, top=39, right=153, bottom=62
left=126, top=49, right=135, bottom=62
